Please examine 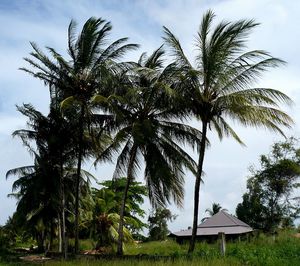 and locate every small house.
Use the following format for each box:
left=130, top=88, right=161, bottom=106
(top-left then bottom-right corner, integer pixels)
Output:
left=170, top=210, right=253, bottom=243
